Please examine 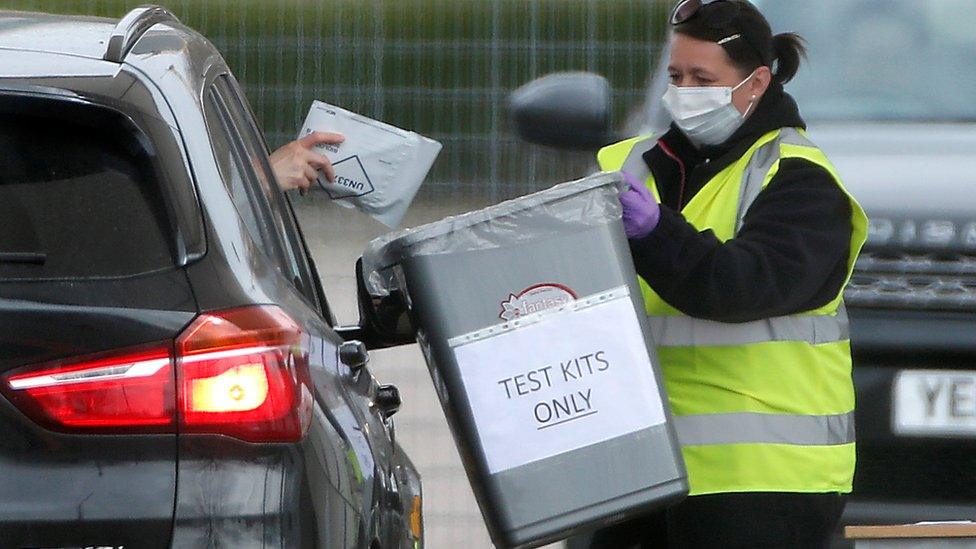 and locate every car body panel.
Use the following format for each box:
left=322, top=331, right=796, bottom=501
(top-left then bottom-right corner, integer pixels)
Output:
left=0, top=10, right=116, bottom=60
left=0, top=49, right=119, bottom=78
